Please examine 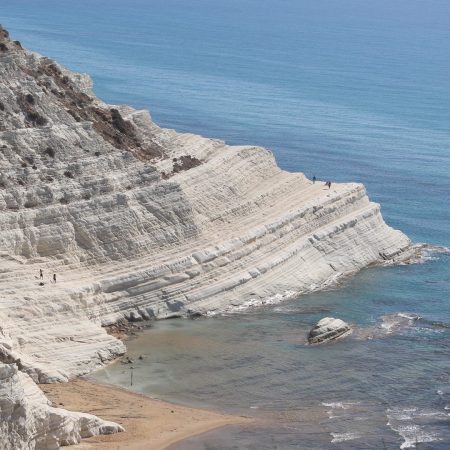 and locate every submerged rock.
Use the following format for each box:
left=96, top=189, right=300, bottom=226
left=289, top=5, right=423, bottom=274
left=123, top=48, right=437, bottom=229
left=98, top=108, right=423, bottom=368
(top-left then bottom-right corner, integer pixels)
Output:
left=308, top=317, right=352, bottom=344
